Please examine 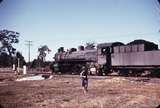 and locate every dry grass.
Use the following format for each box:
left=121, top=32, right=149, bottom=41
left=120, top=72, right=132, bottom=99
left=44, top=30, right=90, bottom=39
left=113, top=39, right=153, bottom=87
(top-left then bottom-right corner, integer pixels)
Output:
left=0, top=74, right=160, bottom=108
